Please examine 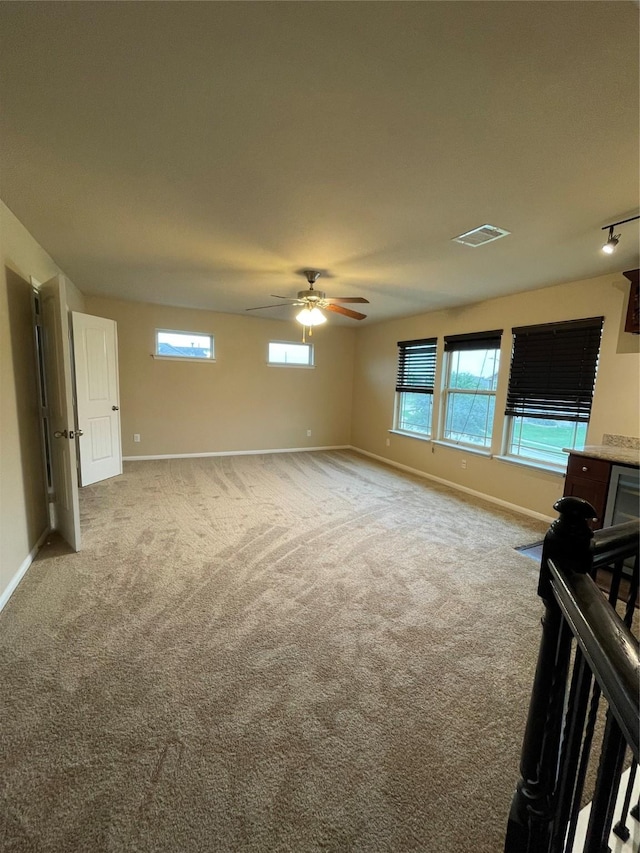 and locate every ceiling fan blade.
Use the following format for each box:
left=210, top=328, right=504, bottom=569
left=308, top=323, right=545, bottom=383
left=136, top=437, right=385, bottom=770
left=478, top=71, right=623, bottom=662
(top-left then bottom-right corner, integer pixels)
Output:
left=245, top=302, right=296, bottom=311
left=327, top=297, right=370, bottom=304
left=325, top=304, right=367, bottom=320
left=270, top=294, right=295, bottom=299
